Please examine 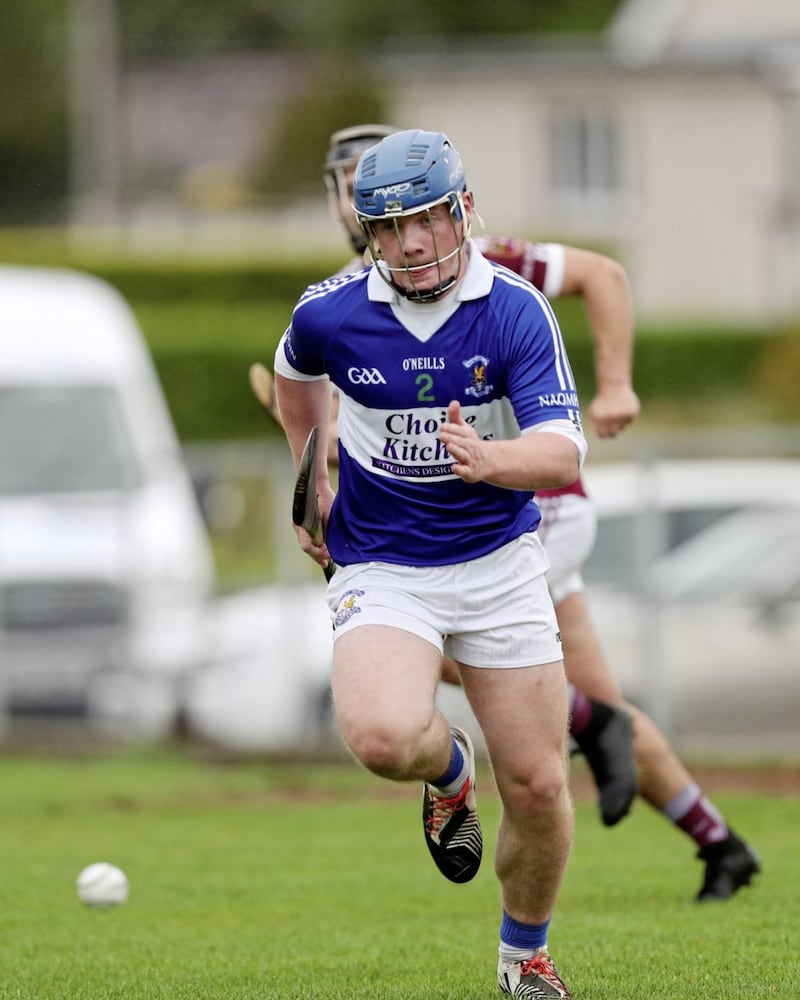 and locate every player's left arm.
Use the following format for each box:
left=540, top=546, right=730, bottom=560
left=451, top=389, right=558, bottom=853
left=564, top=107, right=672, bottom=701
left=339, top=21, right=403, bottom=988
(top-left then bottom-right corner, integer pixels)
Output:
left=559, top=246, right=640, bottom=438
left=440, top=402, right=584, bottom=491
